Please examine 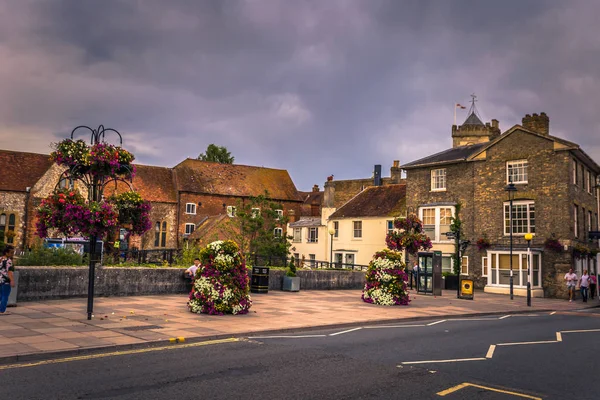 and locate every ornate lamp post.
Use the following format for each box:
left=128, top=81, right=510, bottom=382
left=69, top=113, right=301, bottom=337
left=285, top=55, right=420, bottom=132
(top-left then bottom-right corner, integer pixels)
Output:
left=328, top=225, right=336, bottom=268
left=504, top=182, right=517, bottom=300
left=36, top=125, right=150, bottom=320
left=524, top=233, right=534, bottom=306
